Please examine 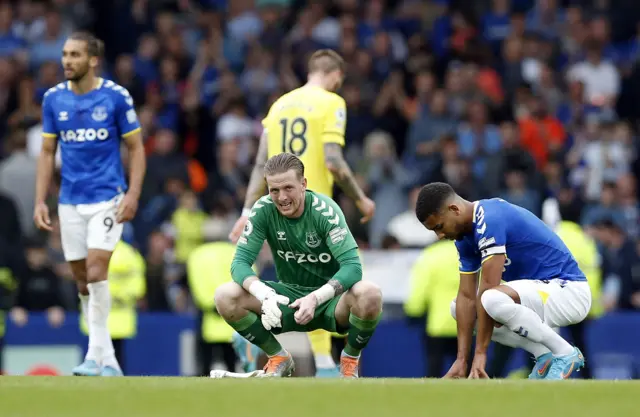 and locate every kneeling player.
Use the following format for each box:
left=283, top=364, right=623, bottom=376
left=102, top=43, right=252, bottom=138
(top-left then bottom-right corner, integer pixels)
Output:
left=213, top=153, right=382, bottom=378
left=416, top=183, right=591, bottom=380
